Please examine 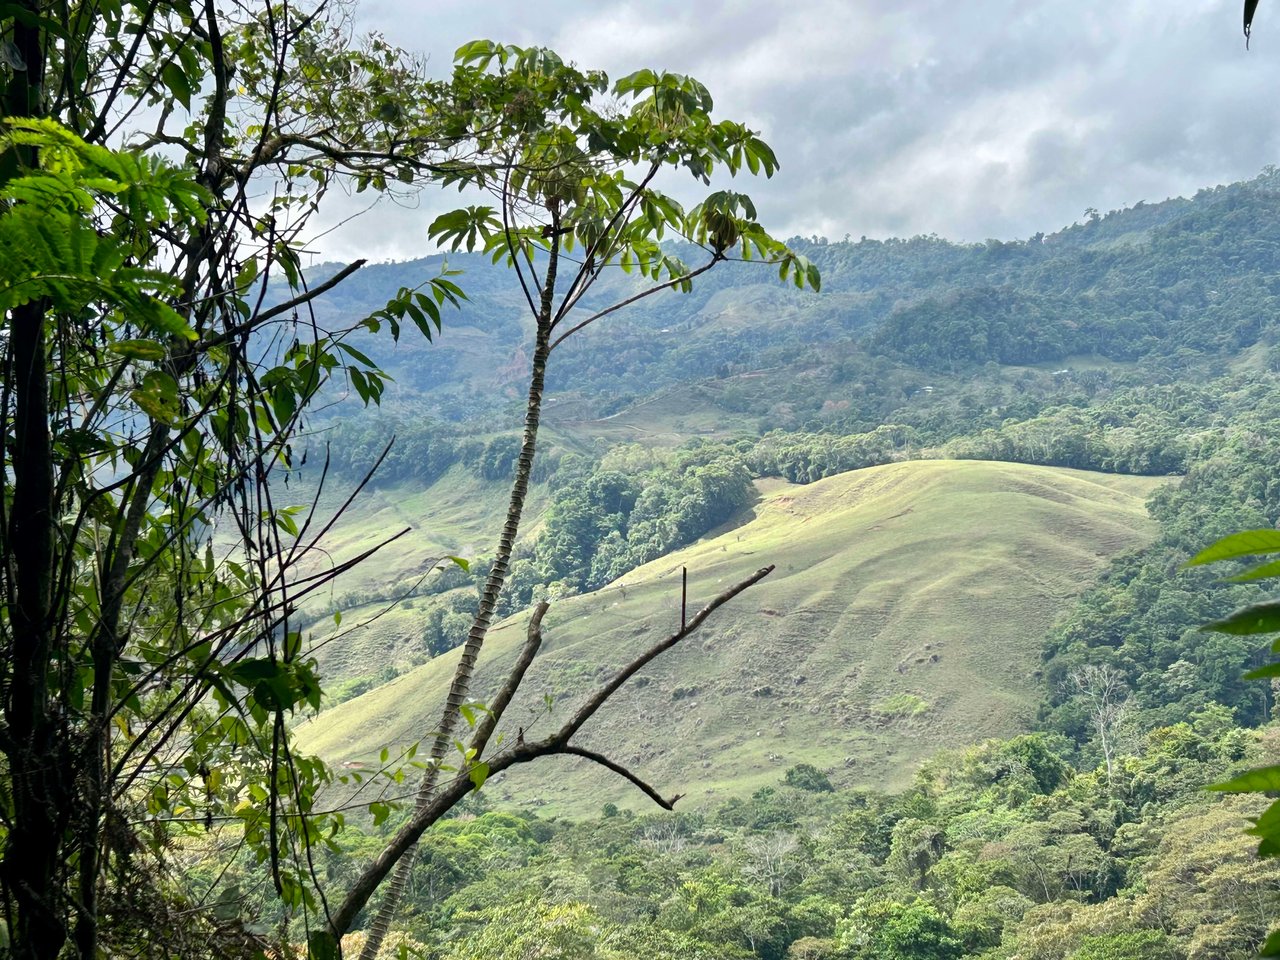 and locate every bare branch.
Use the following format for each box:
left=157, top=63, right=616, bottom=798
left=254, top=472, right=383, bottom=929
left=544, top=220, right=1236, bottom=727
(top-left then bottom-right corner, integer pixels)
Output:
left=558, top=746, right=680, bottom=810
left=326, top=565, right=773, bottom=944
left=549, top=255, right=722, bottom=351
left=553, top=565, right=775, bottom=744
left=469, top=601, right=549, bottom=757
left=197, top=259, right=368, bottom=354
